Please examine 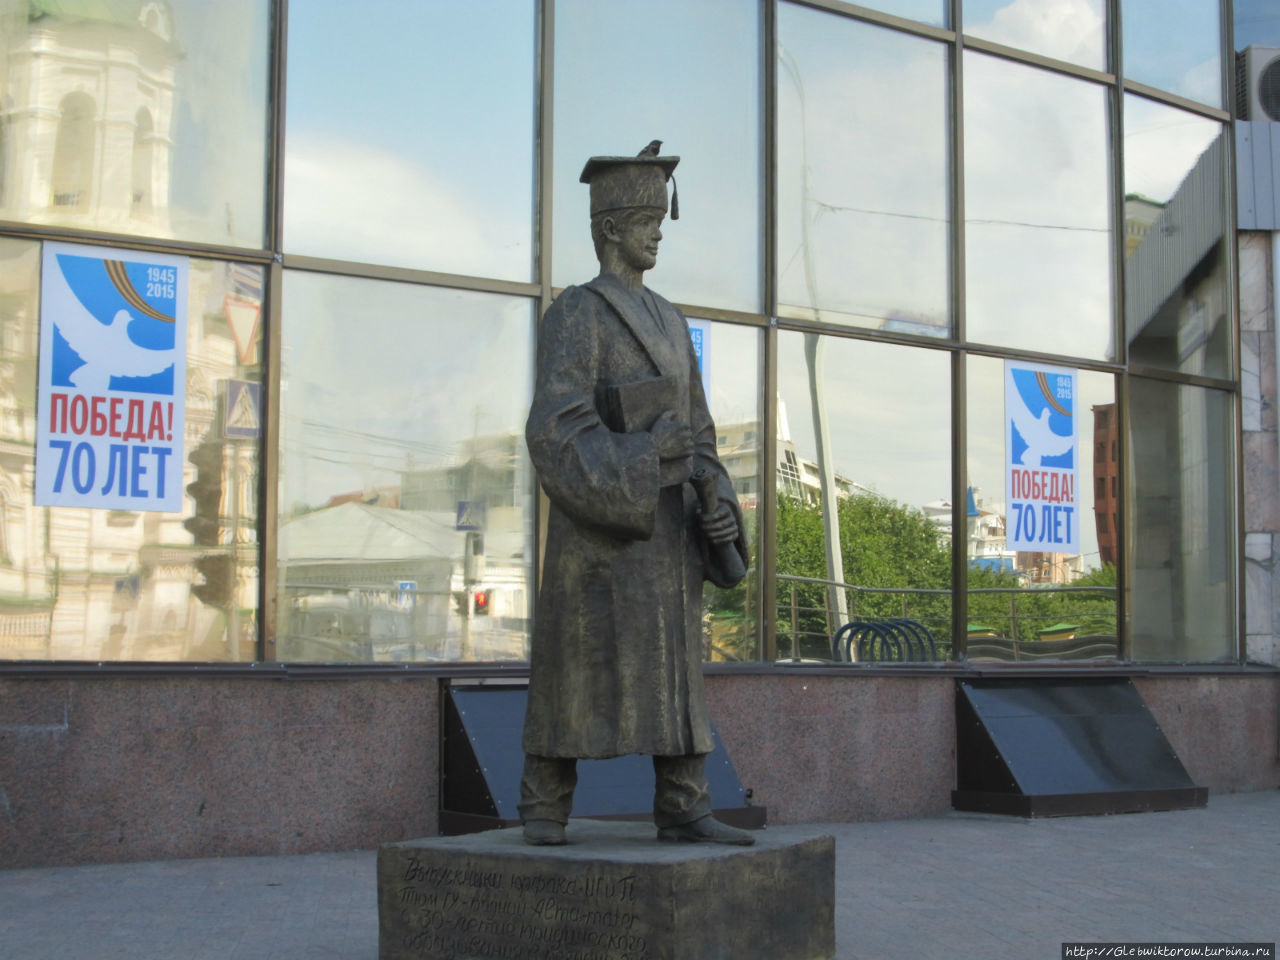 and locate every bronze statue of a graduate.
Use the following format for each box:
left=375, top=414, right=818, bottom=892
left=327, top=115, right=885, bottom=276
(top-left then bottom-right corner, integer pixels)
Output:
left=520, top=143, right=753, bottom=846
